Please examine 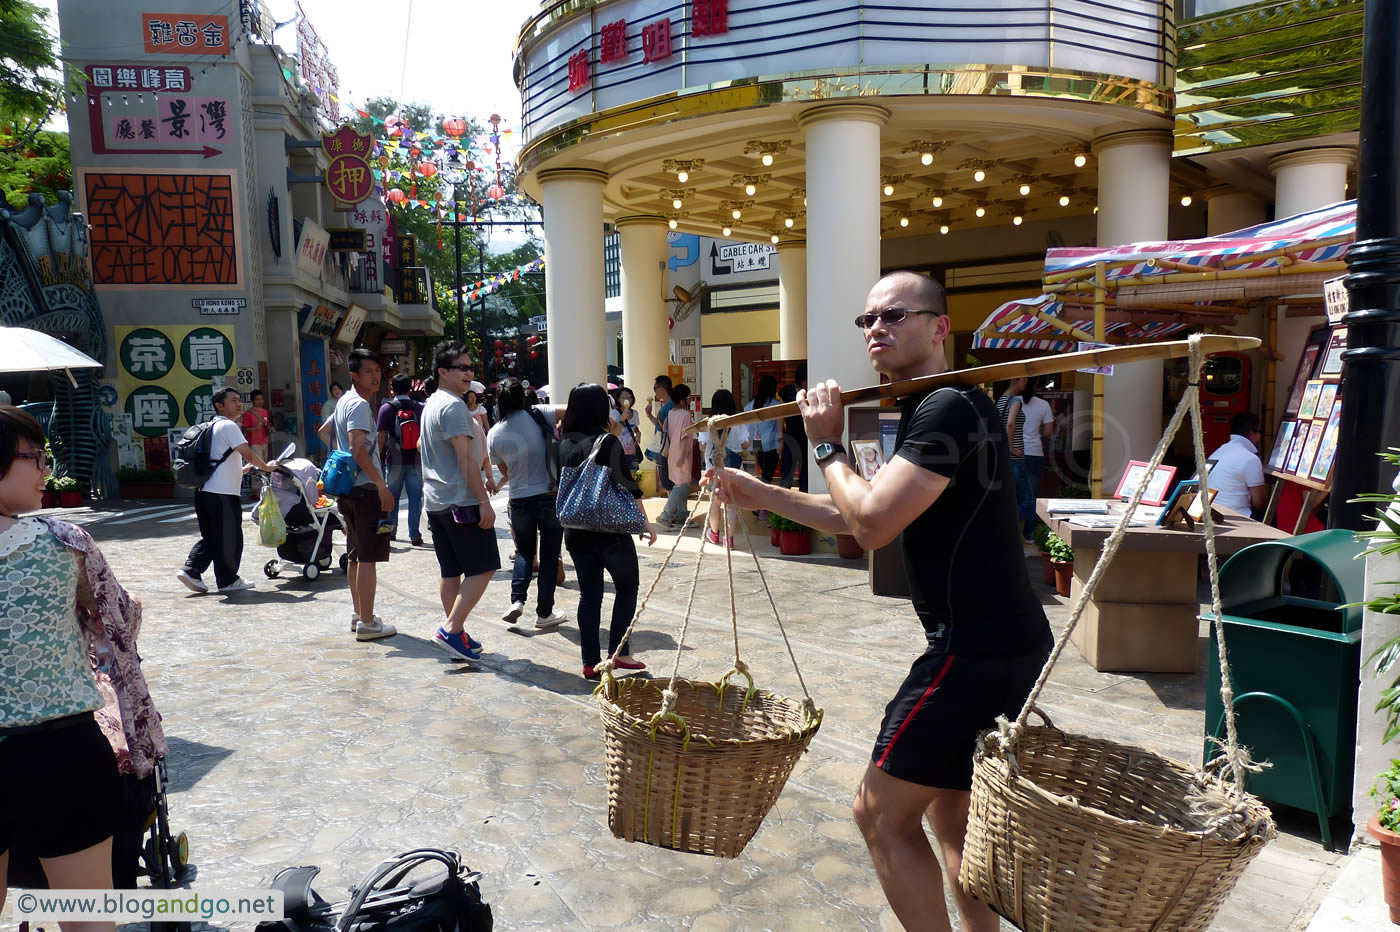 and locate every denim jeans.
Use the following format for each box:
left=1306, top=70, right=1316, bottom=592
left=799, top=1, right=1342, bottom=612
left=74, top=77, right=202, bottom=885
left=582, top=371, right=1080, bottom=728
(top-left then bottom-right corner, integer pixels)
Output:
left=567, top=533, right=639, bottom=667
left=1019, top=454, right=1045, bottom=537
left=385, top=459, right=423, bottom=539
left=508, top=492, right=563, bottom=616
left=660, top=481, right=691, bottom=523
